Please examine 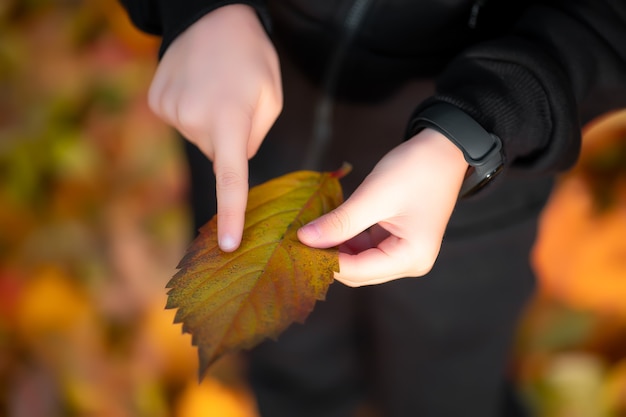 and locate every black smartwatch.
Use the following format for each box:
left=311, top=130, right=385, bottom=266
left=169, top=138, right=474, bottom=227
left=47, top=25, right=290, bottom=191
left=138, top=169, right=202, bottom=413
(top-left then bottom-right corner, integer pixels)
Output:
left=409, top=102, right=504, bottom=197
